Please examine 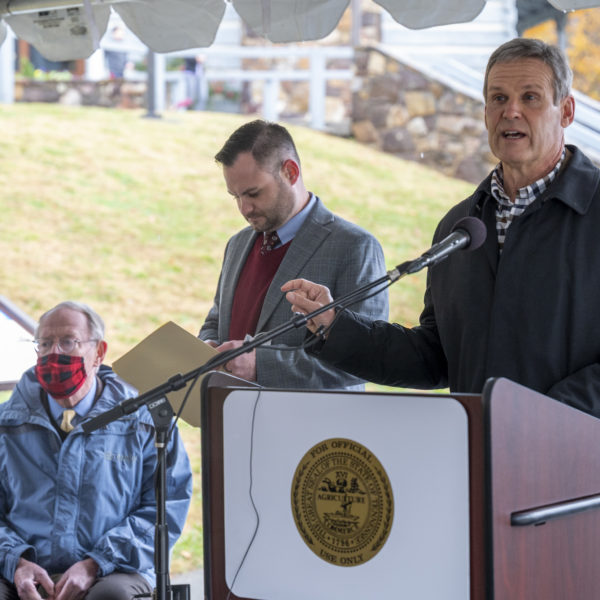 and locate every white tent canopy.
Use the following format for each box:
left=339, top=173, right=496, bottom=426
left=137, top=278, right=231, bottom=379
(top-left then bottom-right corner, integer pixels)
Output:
left=0, top=0, right=599, bottom=61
